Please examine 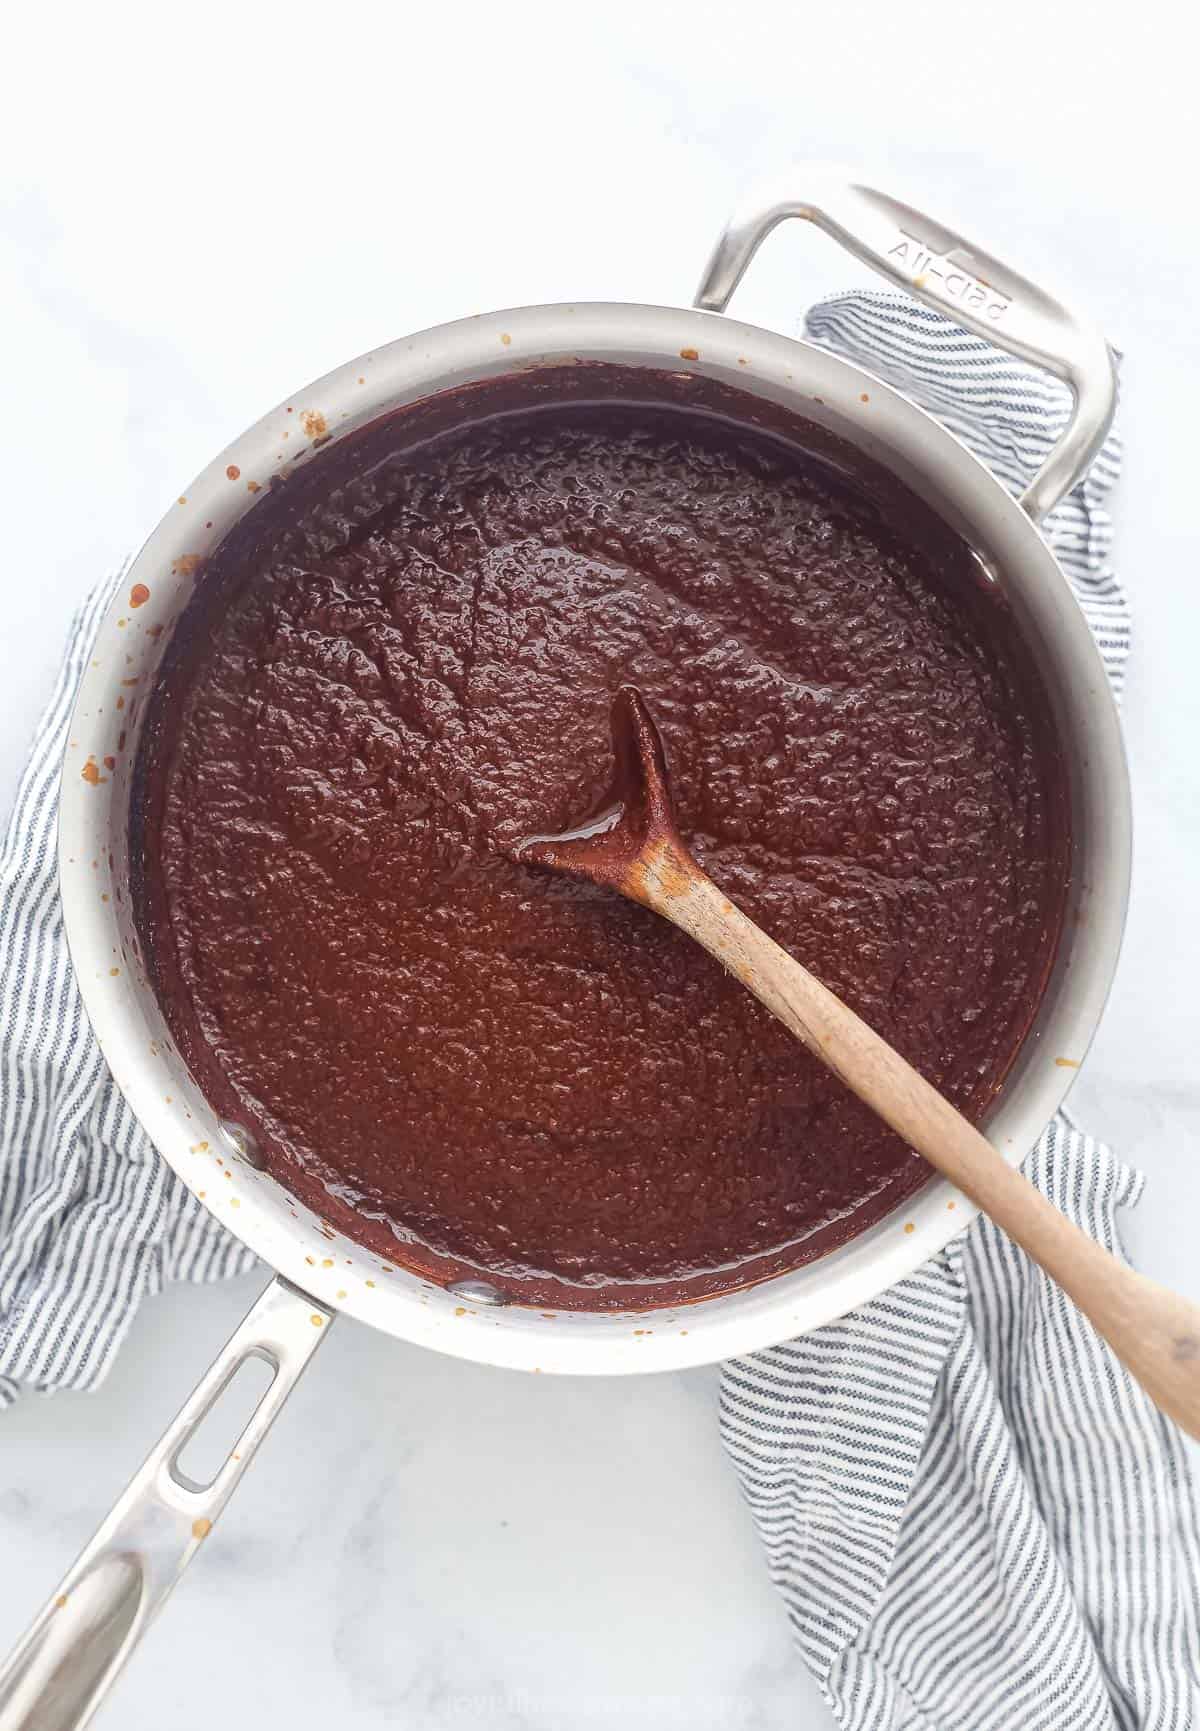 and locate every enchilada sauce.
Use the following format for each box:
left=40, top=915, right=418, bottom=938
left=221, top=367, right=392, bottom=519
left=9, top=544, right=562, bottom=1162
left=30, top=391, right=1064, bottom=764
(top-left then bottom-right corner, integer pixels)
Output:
left=136, top=372, right=1068, bottom=1306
